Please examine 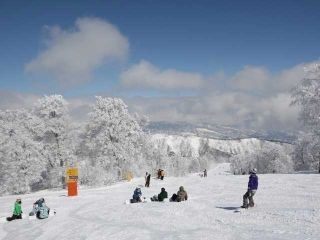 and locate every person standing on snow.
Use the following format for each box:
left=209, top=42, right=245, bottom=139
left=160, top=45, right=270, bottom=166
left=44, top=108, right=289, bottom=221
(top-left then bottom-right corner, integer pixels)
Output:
left=204, top=169, right=207, bottom=177
left=241, top=168, right=258, bottom=208
left=145, top=172, right=151, bottom=187
left=160, top=170, right=165, bottom=180
left=6, top=198, right=22, bottom=221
